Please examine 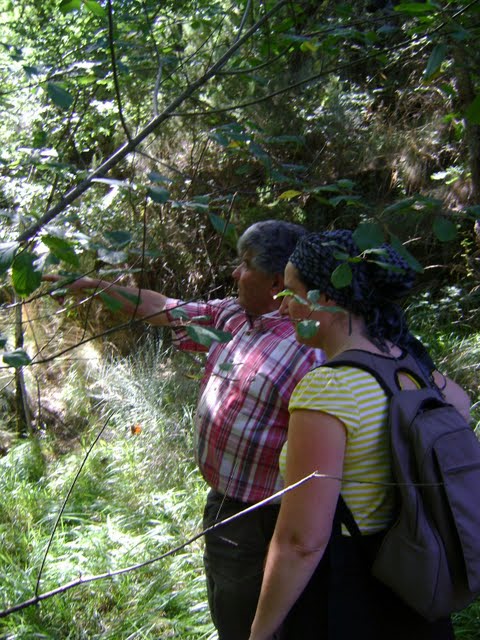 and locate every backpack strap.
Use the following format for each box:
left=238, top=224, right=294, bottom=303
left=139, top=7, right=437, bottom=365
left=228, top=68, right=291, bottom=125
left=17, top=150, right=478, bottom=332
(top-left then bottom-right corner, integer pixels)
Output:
left=324, top=348, right=440, bottom=399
